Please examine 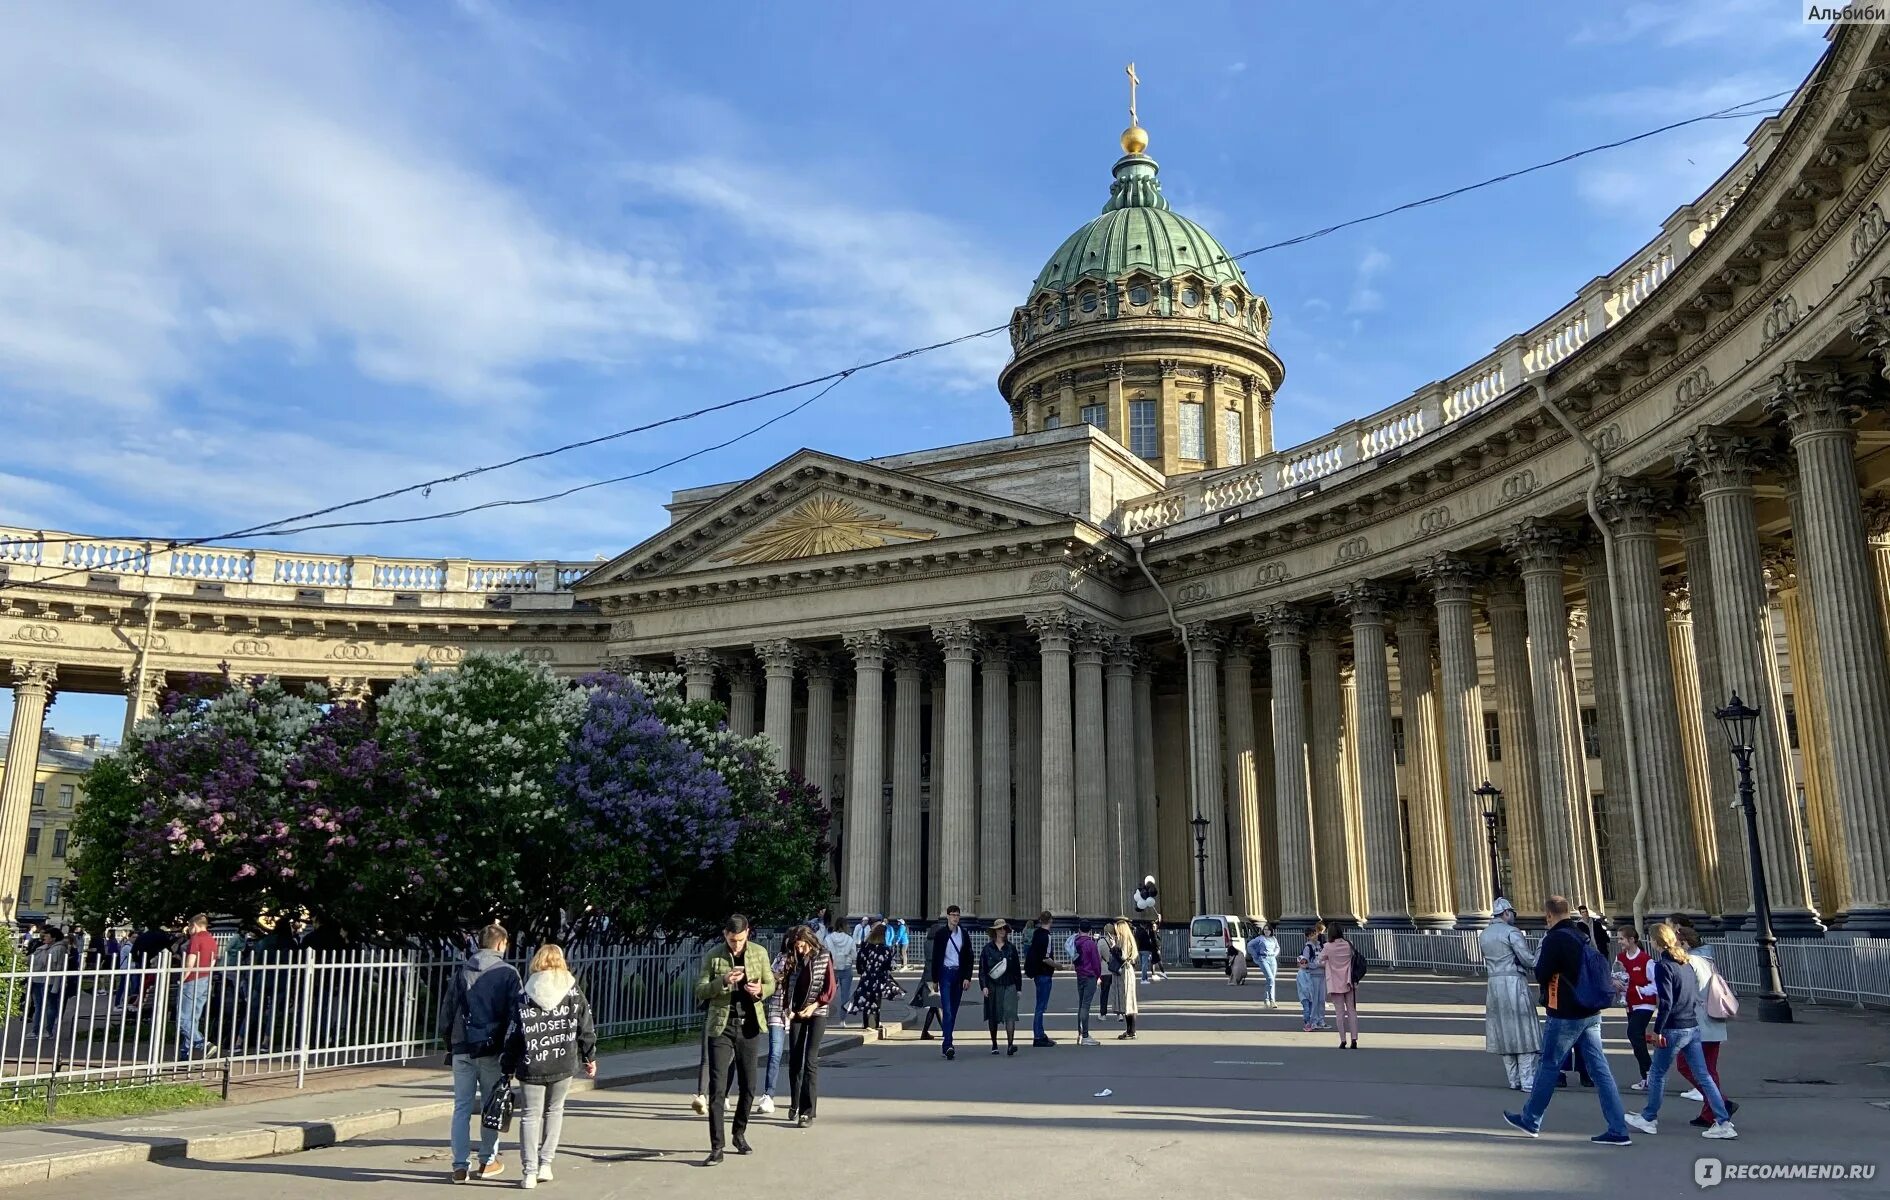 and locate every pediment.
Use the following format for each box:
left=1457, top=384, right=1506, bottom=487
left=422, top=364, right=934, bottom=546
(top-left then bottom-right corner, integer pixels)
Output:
left=587, top=449, right=1067, bottom=584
